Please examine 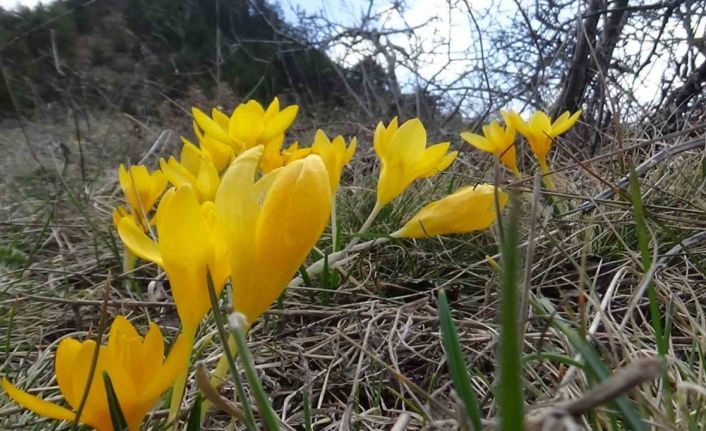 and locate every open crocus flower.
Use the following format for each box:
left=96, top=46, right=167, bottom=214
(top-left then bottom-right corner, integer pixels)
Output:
left=288, top=130, right=356, bottom=195
left=461, top=115, right=519, bottom=177
left=506, top=110, right=581, bottom=172
left=2, top=316, right=189, bottom=431
left=118, top=164, right=167, bottom=221
left=374, top=117, right=458, bottom=209
left=192, top=97, right=299, bottom=157
left=391, top=184, right=508, bottom=238
left=159, top=142, right=220, bottom=203
left=117, top=184, right=229, bottom=333
left=215, top=145, right=331, bottom=325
